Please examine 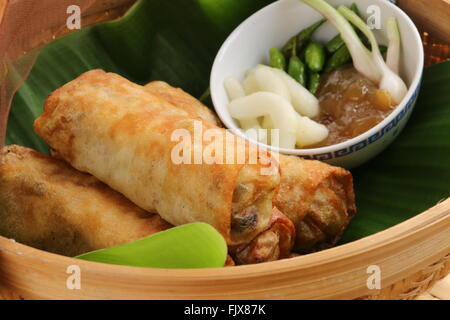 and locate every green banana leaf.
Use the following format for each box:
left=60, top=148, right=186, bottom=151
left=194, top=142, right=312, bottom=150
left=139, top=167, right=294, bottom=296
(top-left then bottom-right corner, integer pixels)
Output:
left=6, top=0, right=273, bottom=151
left=76, top=223, right=227, bottom=268
left=5, top=0, right=450, bottom=249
